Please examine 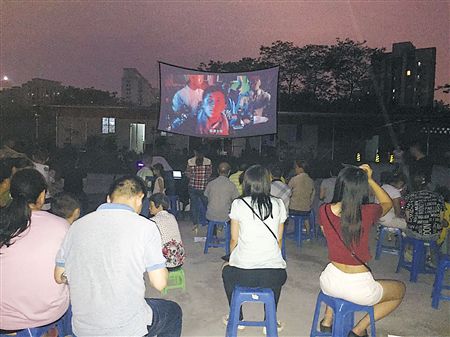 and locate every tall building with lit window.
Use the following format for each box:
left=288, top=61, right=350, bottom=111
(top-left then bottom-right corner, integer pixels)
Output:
left=121, top=68, right=156, bottom=106
left=372, top=42, right=436, bottom=108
